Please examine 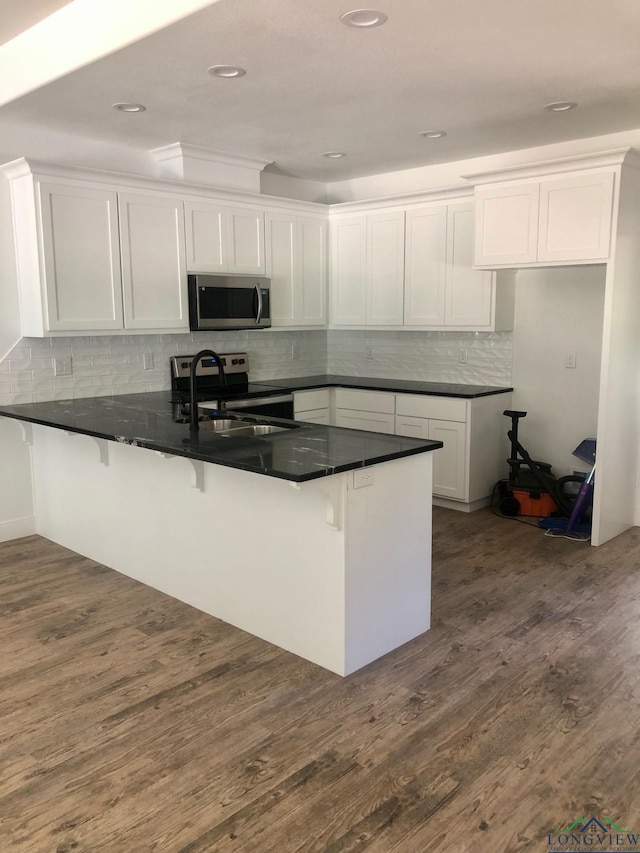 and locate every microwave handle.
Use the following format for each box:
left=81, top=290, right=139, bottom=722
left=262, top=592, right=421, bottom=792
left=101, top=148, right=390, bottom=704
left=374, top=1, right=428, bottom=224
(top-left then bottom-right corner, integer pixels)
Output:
left=255, top=284, right=263, bottom=325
